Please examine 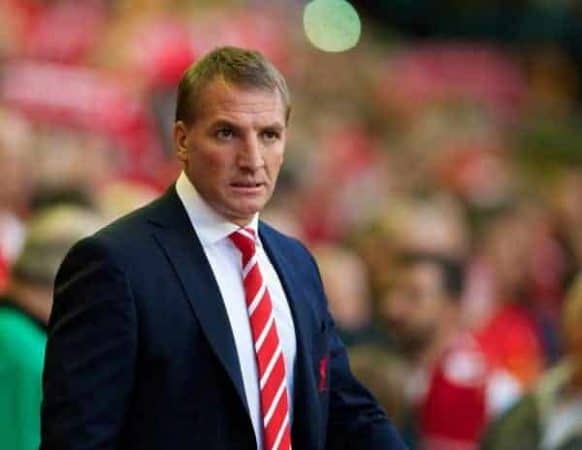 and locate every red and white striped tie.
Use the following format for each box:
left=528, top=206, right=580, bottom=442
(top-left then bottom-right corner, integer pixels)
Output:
left=229, top=228, right=292, bottom=450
